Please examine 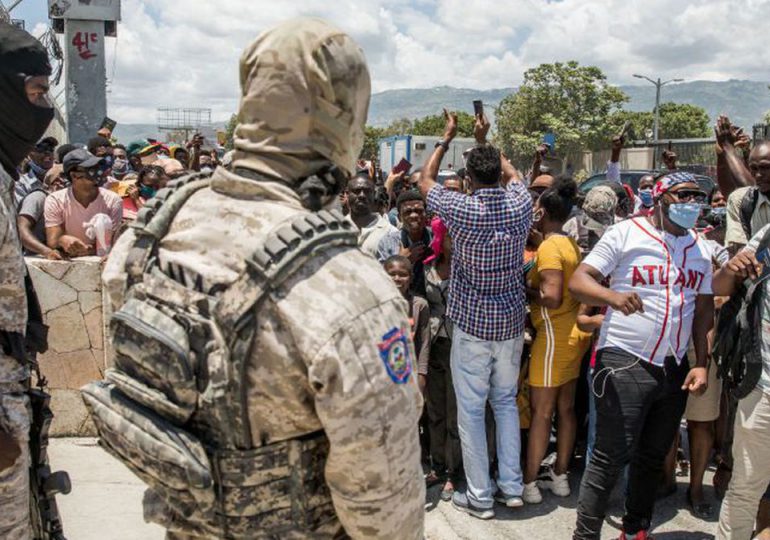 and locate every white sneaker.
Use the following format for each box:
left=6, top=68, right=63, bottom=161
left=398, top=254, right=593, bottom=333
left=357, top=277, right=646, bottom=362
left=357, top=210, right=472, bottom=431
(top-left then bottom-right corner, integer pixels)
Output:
left=522, top=481, right=542, bottom=504
left=539, top=469, right=570, bottom=497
